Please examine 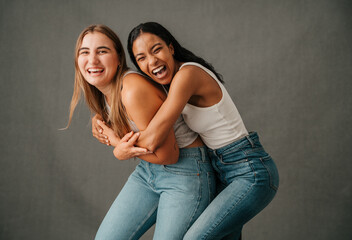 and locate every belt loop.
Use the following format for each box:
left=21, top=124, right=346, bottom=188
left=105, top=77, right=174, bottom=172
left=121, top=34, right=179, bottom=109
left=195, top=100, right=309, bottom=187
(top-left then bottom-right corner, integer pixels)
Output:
left=199, top=147, right=205, bottom=162
left=246, top=135, right=255, bottom=148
